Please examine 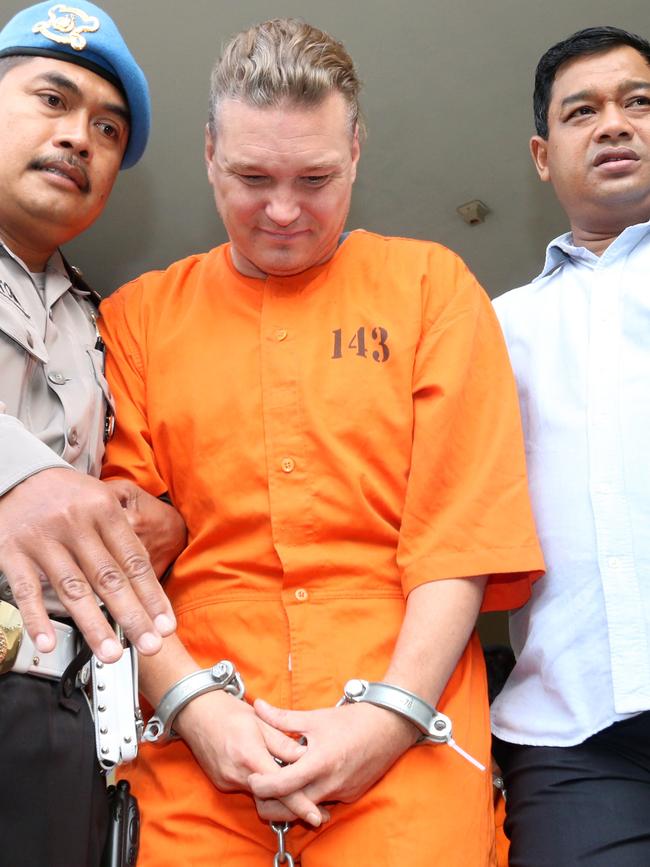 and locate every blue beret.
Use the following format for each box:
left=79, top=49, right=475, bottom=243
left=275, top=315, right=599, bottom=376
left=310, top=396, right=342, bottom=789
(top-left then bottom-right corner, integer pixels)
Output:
left=0, top=2, right=150, bottom=169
